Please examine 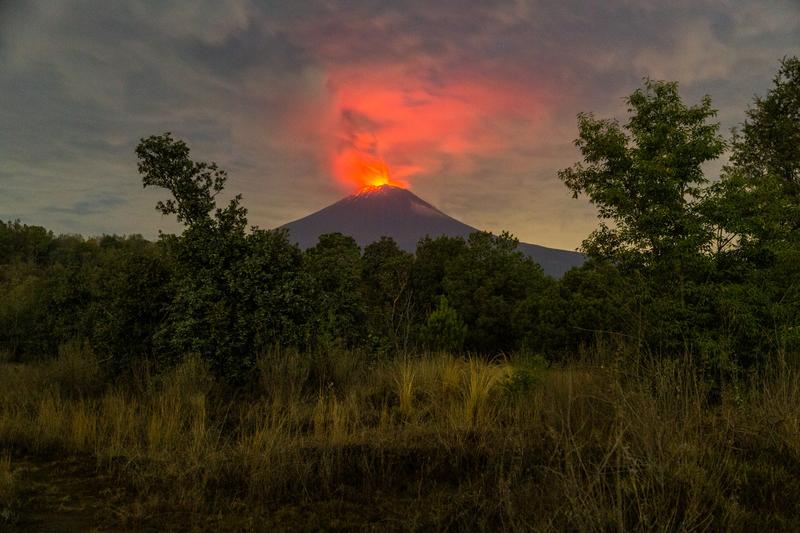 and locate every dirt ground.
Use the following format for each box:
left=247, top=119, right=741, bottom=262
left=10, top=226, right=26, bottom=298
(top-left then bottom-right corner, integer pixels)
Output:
left=1, top=452, right=415, bottom=532
left=3, top=454, right=142, bottom=532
